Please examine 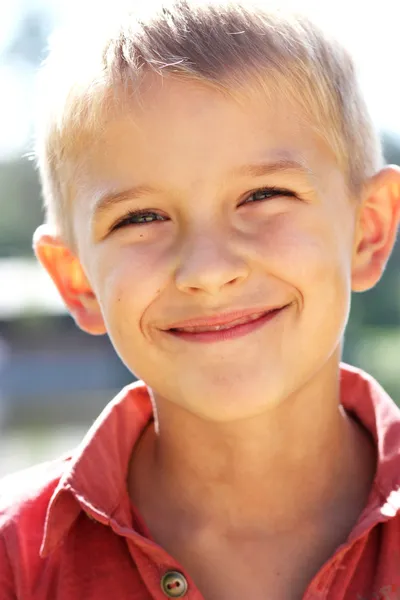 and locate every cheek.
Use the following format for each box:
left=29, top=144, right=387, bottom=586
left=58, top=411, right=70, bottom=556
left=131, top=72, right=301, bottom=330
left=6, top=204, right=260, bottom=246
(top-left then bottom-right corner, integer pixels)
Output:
left=255, top=214, right=352, bottom=363
left=254, top=212, right=352, bottom=309
left=89, top=243, right=171, bottom=334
